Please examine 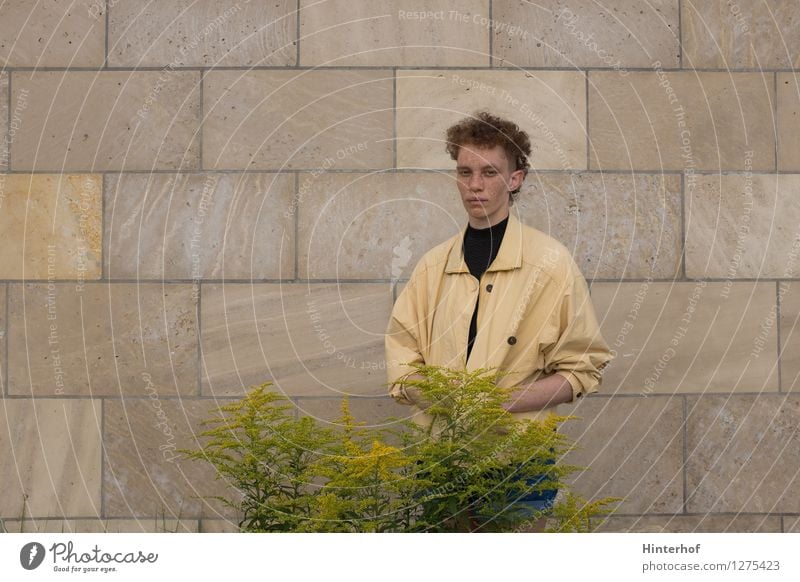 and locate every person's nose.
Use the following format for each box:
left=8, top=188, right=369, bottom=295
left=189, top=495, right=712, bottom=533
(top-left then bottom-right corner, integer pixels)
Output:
left=468, top=173, right=483, bottom=192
